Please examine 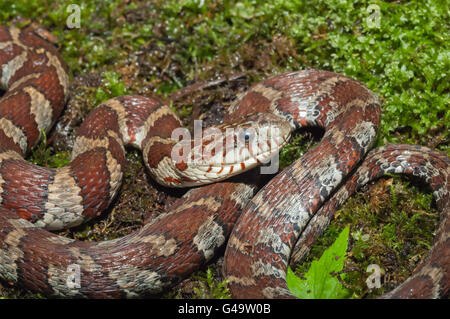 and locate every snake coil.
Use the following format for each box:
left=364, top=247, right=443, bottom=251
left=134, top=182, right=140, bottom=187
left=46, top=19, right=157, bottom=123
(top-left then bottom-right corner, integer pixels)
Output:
left=0, top=26, right=448, bottom=298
